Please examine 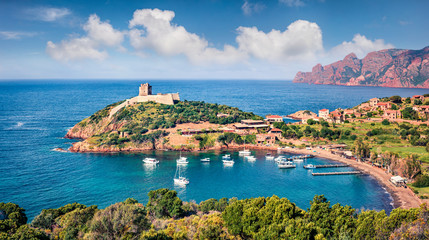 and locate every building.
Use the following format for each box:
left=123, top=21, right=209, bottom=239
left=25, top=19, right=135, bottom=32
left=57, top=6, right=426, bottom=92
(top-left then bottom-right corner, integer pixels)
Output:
left=109, top=83, right=180, bottom=117
left=265, top=115, right=283, bottom=122
left=269, top=128, right=282, bottom=137
left=256, top=134, right=276, bottom=145
left=328, top=110, right=343, bottom=123
left=369, top=98, right=379, bottom=107
left=384, top=110, right=401, bottom=120
left=319, top=109, right=329, bottom=119
left=412, top=95, right=424, bottom=101
left=376, top=102, right=391, bottom=110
